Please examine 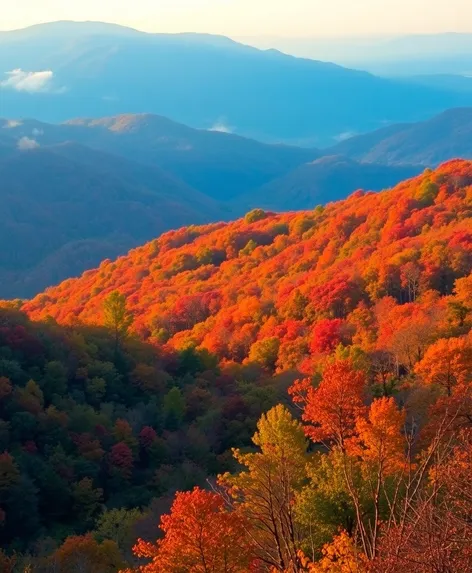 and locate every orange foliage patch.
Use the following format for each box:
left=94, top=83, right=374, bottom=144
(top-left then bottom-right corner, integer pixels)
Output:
left=22, top=160, right=472, bottom=374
